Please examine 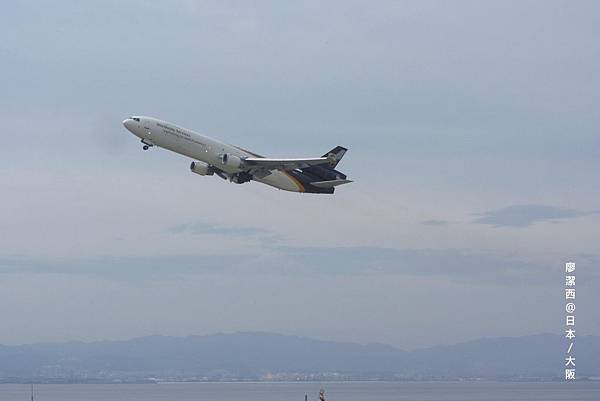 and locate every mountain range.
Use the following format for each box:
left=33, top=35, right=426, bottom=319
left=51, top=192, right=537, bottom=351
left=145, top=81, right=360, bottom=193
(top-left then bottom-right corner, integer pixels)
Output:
left=0, top=332, right=598, bottom=382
